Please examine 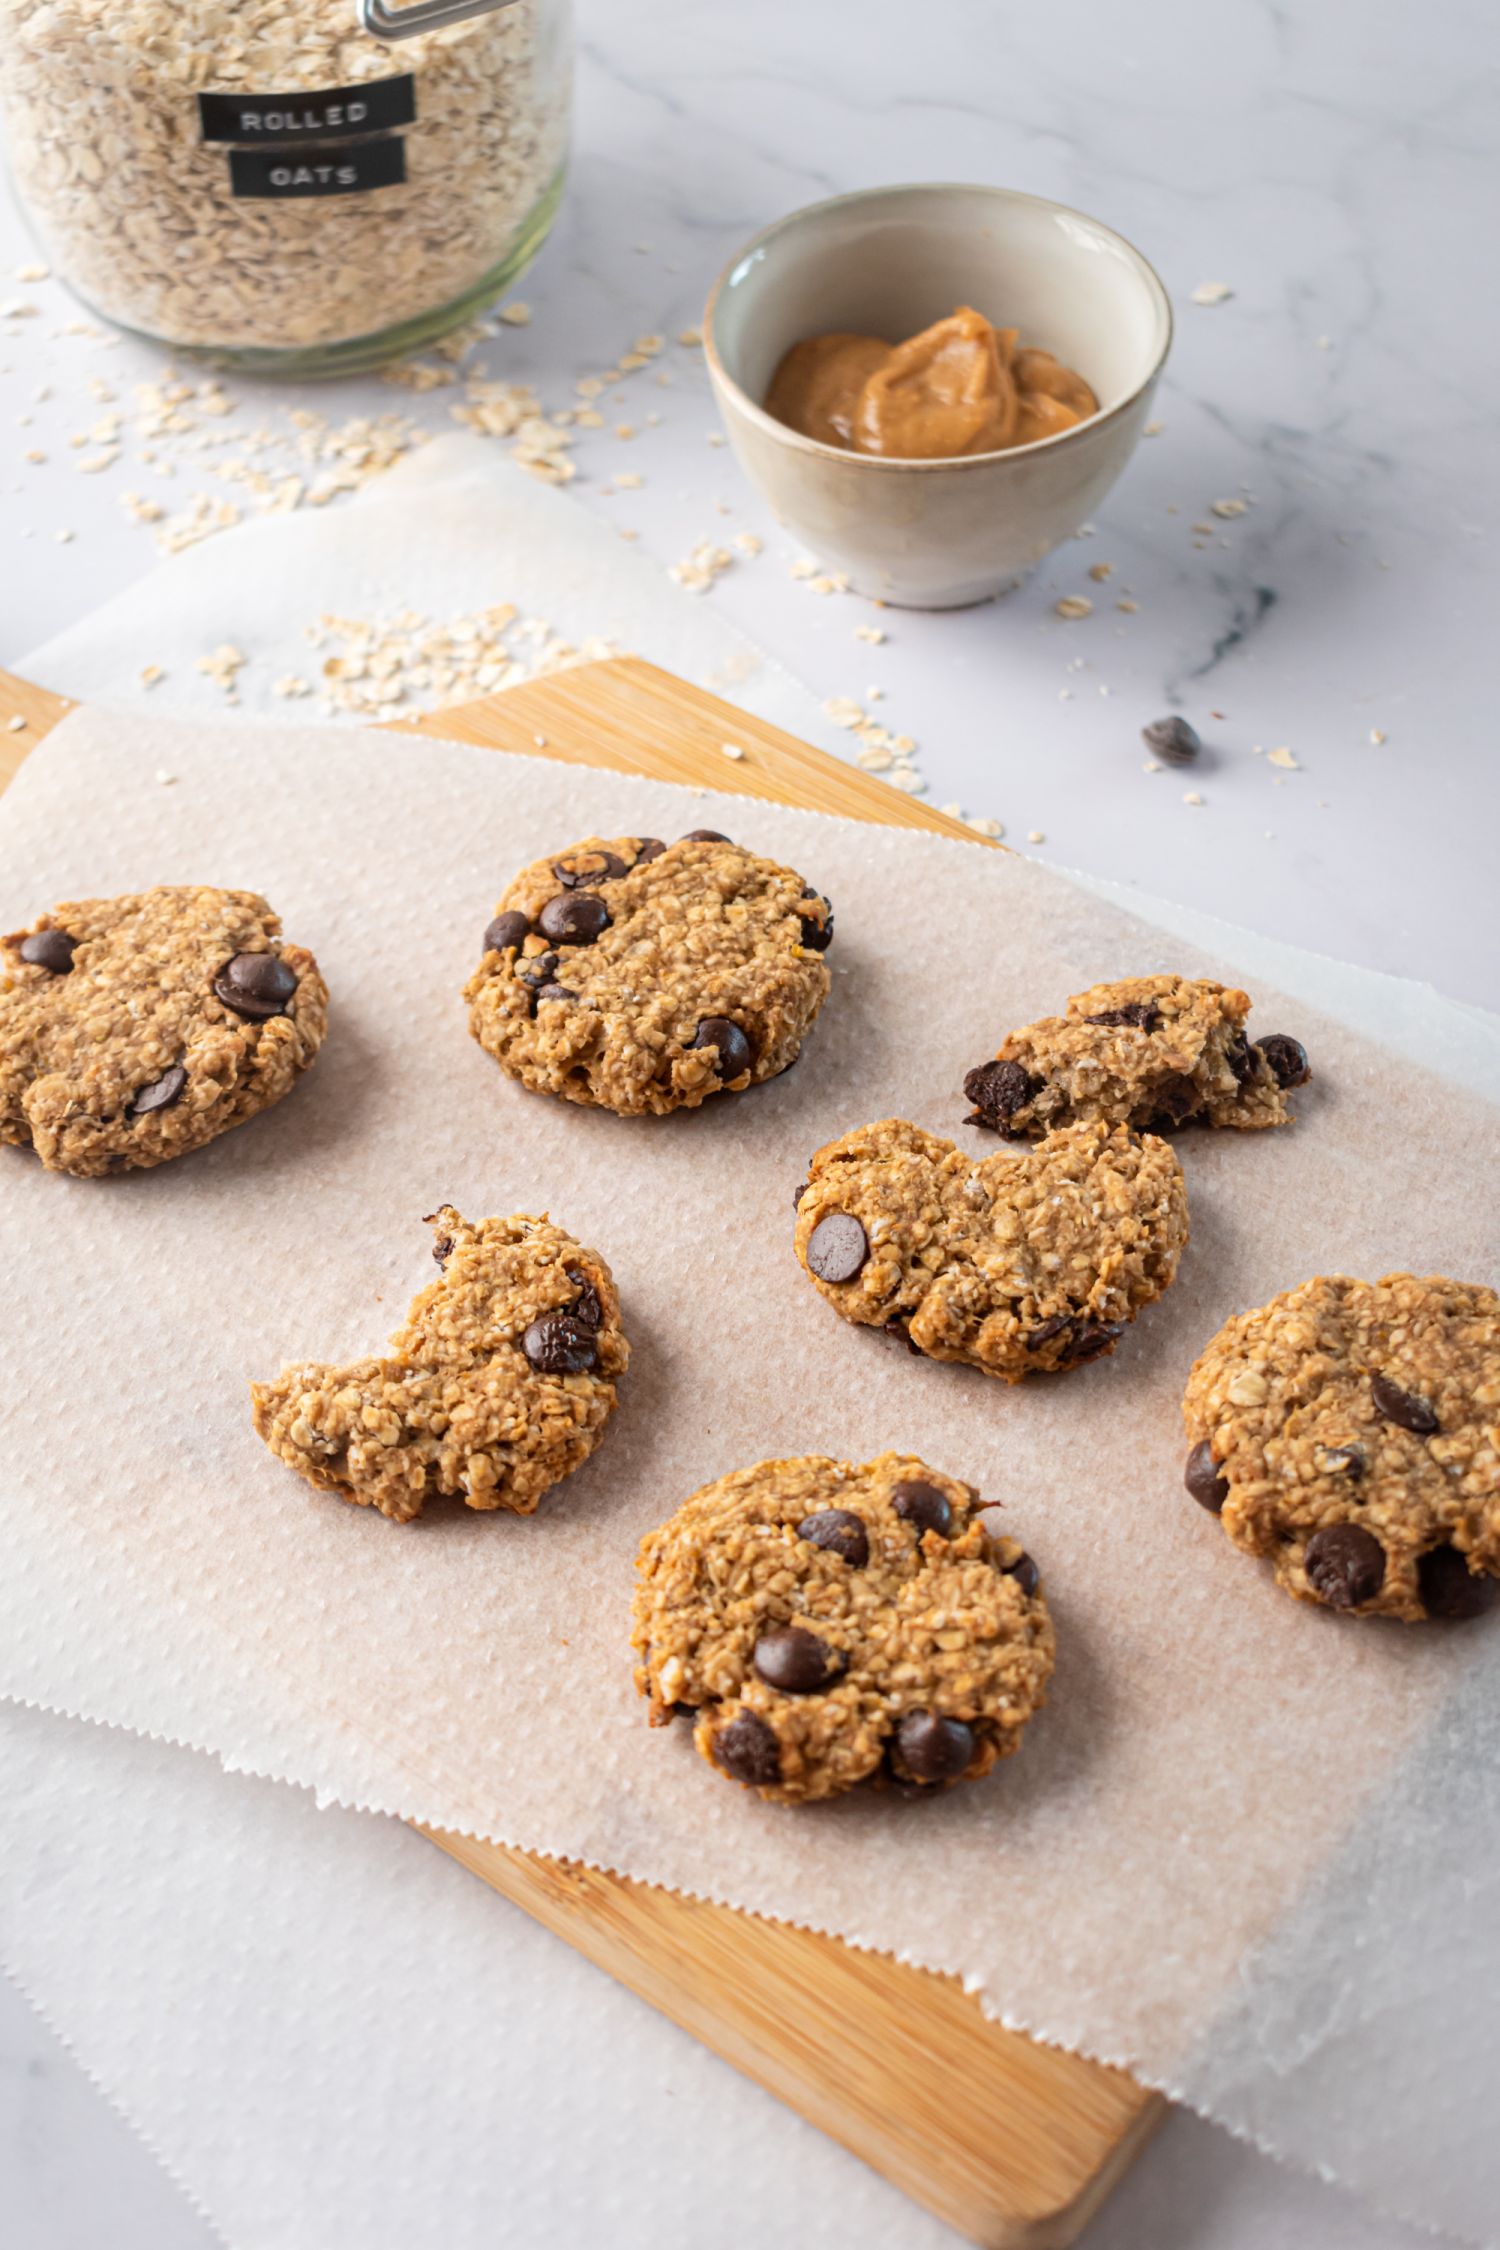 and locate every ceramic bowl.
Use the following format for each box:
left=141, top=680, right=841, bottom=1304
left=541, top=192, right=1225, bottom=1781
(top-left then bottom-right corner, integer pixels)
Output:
left=703, top=183, right=1172, bottom=610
